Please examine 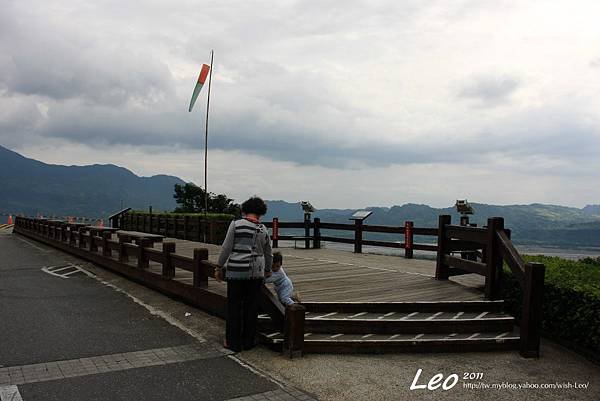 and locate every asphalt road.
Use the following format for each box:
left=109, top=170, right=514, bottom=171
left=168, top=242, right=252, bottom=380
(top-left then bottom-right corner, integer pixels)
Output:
left=0, top=232, right=285, bottom=401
